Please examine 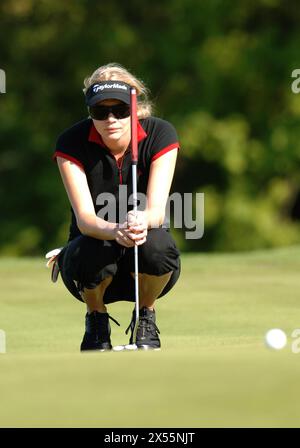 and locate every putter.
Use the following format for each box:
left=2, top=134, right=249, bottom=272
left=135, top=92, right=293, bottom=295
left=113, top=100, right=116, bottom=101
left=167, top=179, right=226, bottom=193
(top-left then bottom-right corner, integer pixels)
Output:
left=112, top=89, right=139, bottom=353
left=130, top=87, right=140, bottom=345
